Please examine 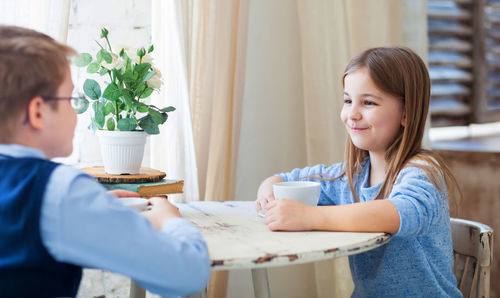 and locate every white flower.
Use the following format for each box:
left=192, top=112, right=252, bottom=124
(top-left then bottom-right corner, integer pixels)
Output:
left=103, top=54, right=125, bottom=70
left=140, top=53, right=154, bottom=63
left=147, top=74, right=162, bottom=89
left=147, top=66, right=163, bottom=89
